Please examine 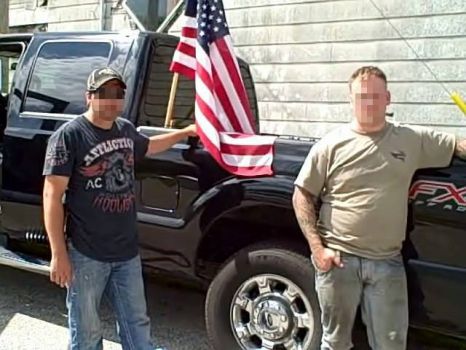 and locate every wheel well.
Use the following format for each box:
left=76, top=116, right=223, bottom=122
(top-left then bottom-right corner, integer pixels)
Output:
left=195, top=205, right=309, bottom=279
